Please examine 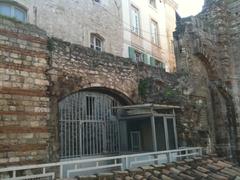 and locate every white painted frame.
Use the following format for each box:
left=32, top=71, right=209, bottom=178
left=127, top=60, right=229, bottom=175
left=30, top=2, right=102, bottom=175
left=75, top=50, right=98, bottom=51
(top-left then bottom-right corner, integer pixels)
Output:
left=0, top=2, right=27, bottom=22
left=0, top=147, right=203, bottom=179
left=130, top=131, right=141, bottom=151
